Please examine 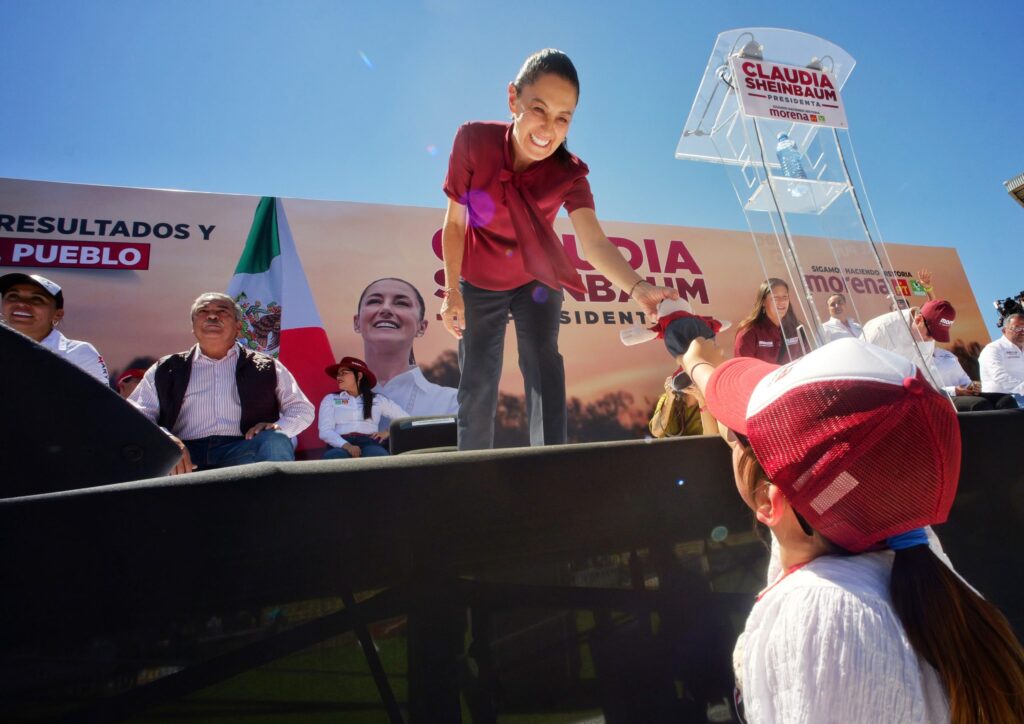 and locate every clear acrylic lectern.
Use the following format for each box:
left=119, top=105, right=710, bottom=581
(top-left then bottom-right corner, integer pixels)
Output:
left=677, top=28, right=944, bottom=388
